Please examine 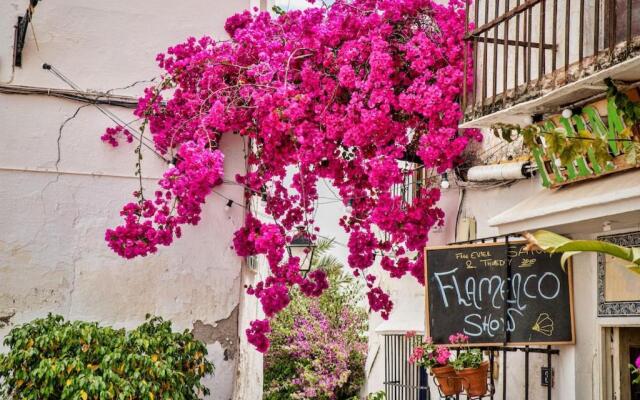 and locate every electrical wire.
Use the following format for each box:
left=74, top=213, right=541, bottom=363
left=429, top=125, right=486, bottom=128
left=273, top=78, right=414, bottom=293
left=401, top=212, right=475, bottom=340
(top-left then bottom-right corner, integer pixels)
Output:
left=25, top=63, right=450, bottom=213
left=16, top=43, right=476, bottom=251
left=479, top=141, right=514, bottom=164
left=2, top=165, right=381, bottom=242
left=25, top=21, right=167, bottom=162
left=0, top=83, right=141, bottom=108
left=211, top=188, right=246, bottom=209
left=3, top=162, right=375, bottom=253
left=32, top=66, right=505, bottom=241
left=43, top=64, right=170, bottom=163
